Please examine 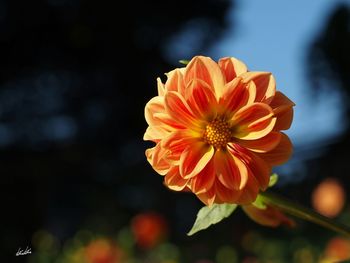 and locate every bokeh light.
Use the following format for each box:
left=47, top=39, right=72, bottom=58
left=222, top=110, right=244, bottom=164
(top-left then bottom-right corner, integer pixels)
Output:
left=311, top=178, right=346, bottom=218
left=131, top=212, right=168, bottom=250
left=322, top=236, right=350, bottom=262
left=84, top=238, right=123, bottom=263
